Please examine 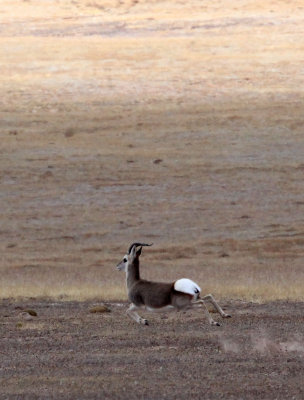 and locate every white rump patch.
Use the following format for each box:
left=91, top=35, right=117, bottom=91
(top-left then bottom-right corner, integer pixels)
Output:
left=174, top=278, right=201, bottom=298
